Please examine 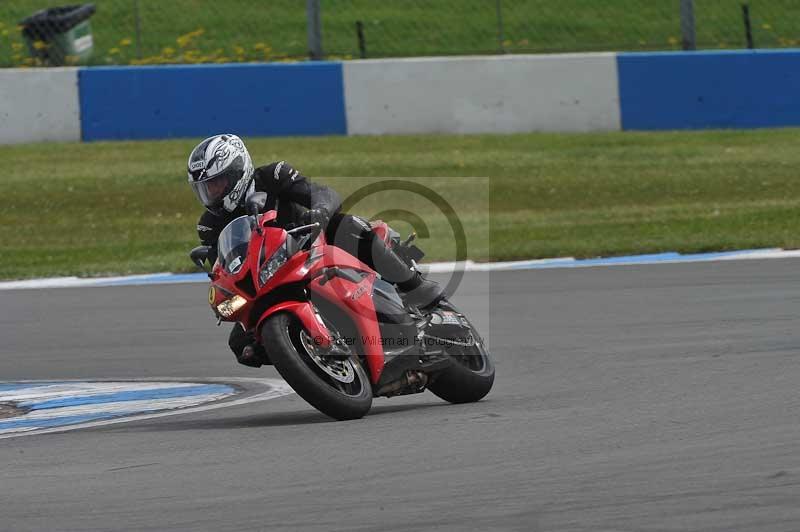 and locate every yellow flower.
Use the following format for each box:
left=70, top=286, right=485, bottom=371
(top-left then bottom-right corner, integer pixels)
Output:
left=234, top=45, right=245, bottom=56
left=119, top=37, right=132, bottom=47
left=11, top=42, right=22, bottom=50
left=667, top=36, right=679, bottom=46
left=253, top=42, right=267, bottom=50
left=177, top=28, right=205, bottom=47
left=162, top=47, right=175, bottom=56
left=33, top=40, right=48, bottom=50
left=109, top=47, right=120, bottom=55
